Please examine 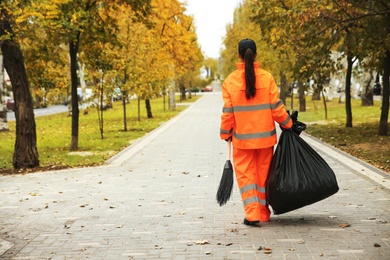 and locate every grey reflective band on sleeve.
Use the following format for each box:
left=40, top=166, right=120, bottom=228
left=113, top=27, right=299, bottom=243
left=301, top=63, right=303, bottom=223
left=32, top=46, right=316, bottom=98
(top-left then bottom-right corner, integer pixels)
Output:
left=280, top=116, right=291, bottom=127
left=222, top=107, right=234, bottom=113
left=220, top=128, right=232, bottom=135
left=270, top=99, right=283, bottom=110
